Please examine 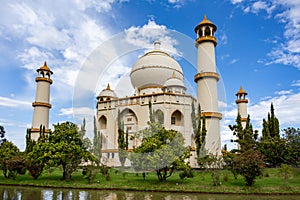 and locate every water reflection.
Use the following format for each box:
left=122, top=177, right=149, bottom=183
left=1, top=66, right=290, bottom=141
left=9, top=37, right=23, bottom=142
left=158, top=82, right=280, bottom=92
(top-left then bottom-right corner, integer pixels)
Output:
left=0, top=186, right=298, bottom=200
